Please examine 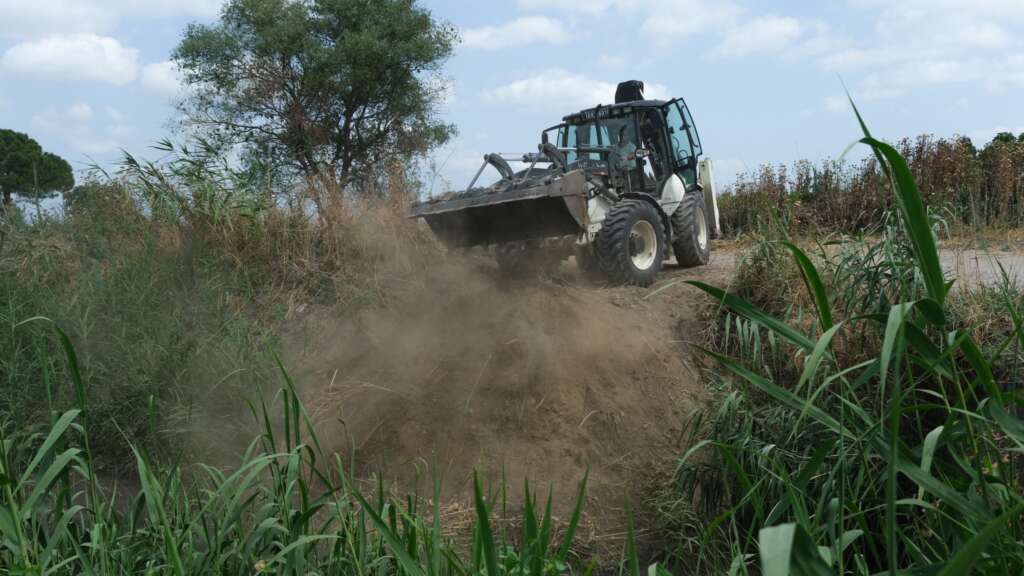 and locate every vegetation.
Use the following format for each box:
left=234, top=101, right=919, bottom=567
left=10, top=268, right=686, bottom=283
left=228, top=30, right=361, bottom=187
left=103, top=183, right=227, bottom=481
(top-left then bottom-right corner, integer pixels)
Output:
left=0, top=129, right=74, bottom=209
left=717, top=132, right=1024, bottom=235
left=0, top=346, right=609, bottom=575
left=2, top=0, right=1021, bottom=570
left=1, top=138, right=440, bottom=473
left=660, top=108, right=1024, bottom=573
left=173, top=0, right=457, bottom=195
